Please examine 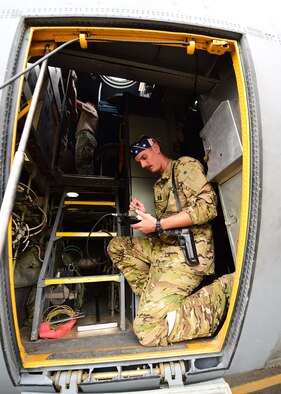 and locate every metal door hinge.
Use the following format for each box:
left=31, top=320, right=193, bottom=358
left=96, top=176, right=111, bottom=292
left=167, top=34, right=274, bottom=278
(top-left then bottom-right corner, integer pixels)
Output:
left=162, top=361, right=185, bottom=387
left=55, top=370, right=83, bottom=394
